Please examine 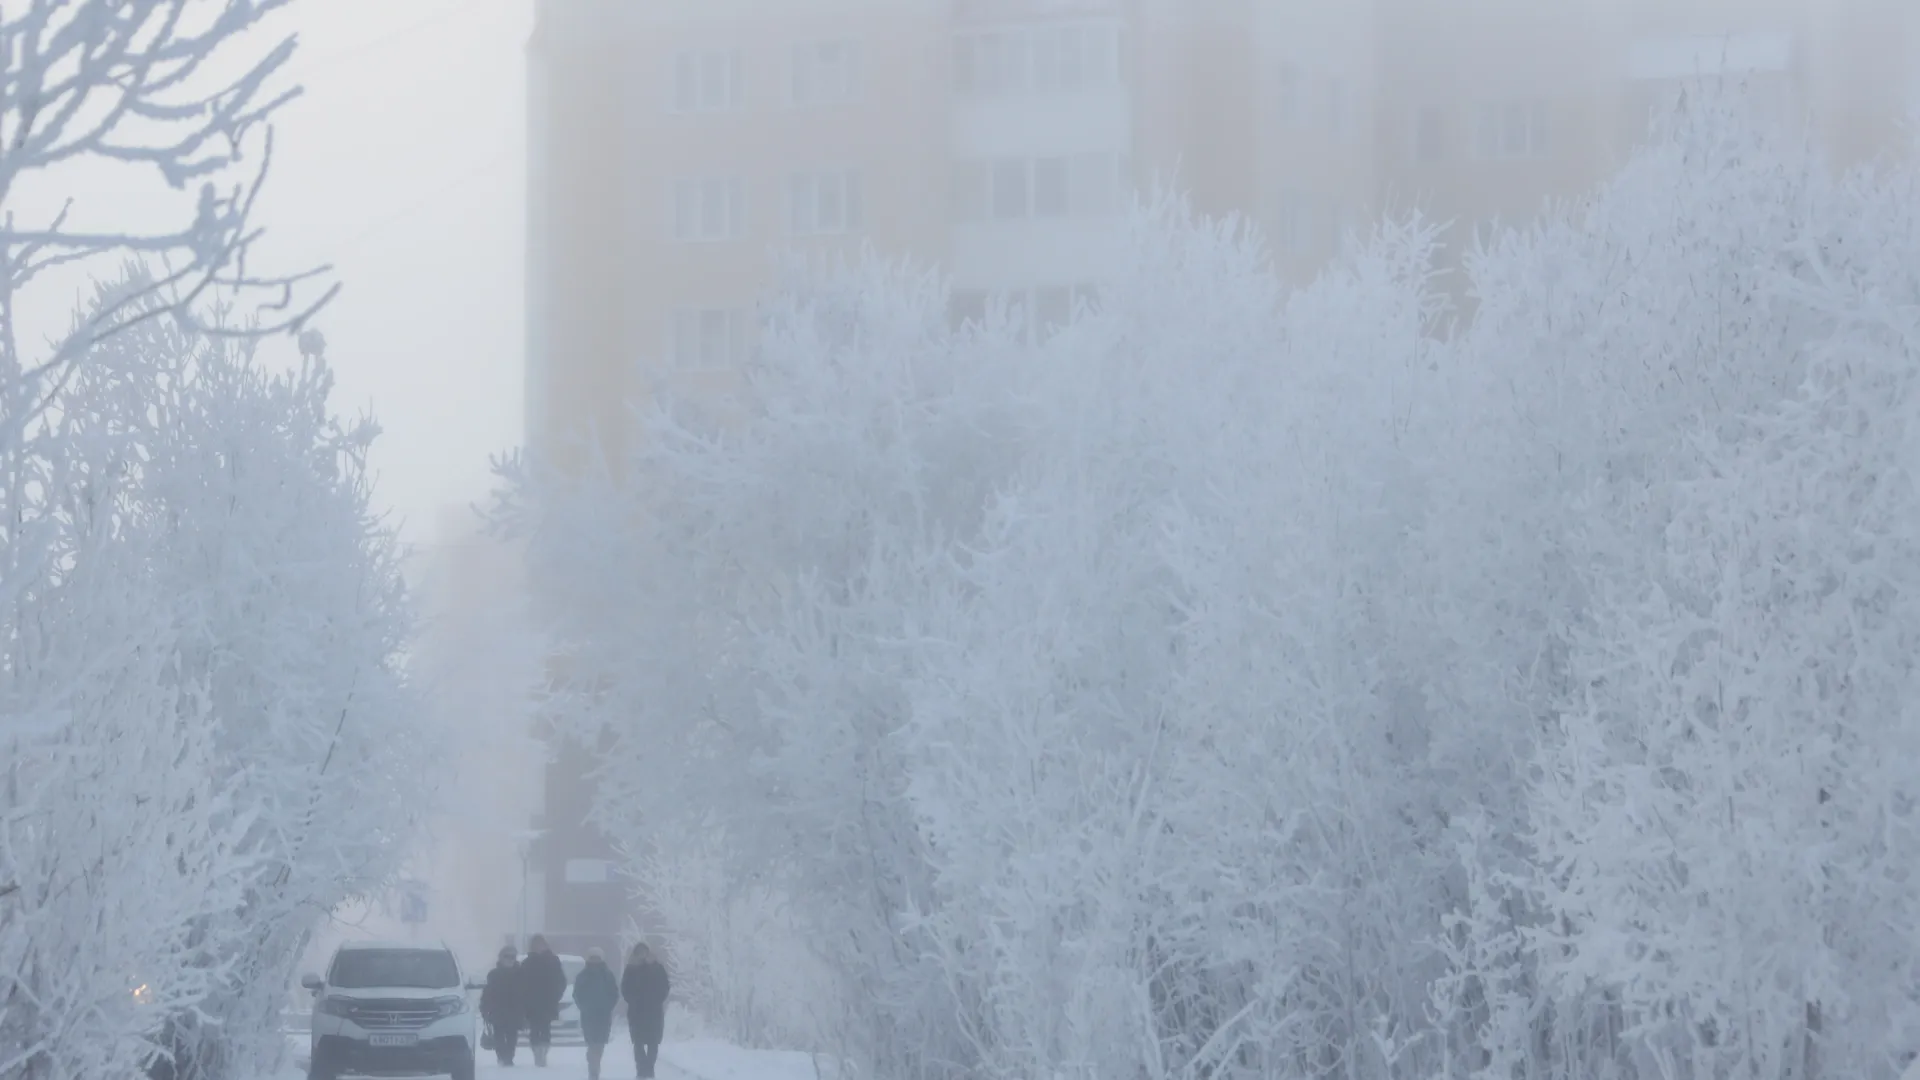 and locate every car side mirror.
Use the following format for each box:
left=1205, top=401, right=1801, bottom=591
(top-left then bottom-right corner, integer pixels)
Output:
left=300, top=973, right=323, bottom=994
